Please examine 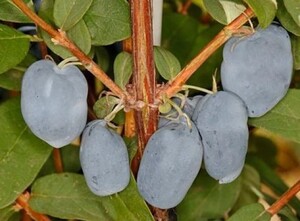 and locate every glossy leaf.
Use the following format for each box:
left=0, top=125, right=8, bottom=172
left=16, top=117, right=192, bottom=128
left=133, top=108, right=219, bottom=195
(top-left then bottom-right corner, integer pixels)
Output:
left=227, top=203, right=271, bottom=221
left=53, top=0, right=93, bottom=30
left=249, top=89, right=300, bottom=144
left=83, top=0, right=131, bottom=45
left=154, top=46, right=181, bottom=80
left=177, top=171, right=242, bottom=220
left=244, top=0, right=277, bottom=28
left=0, top=24, right=30, bottom=74
left=114, top=51, right=133, bottom=89
left=203, top=0, right=246, bottom=25
left=291, top=35, right=300, bottom=70
left=283, top=0, right=300, bottom=27
left=29, top=173, right=154, bottom=221
left=277, top=0, right=300, bottom=36
left=0, top=0, right=34, bottom=23
left=0, top=98, right=52, bottom=208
